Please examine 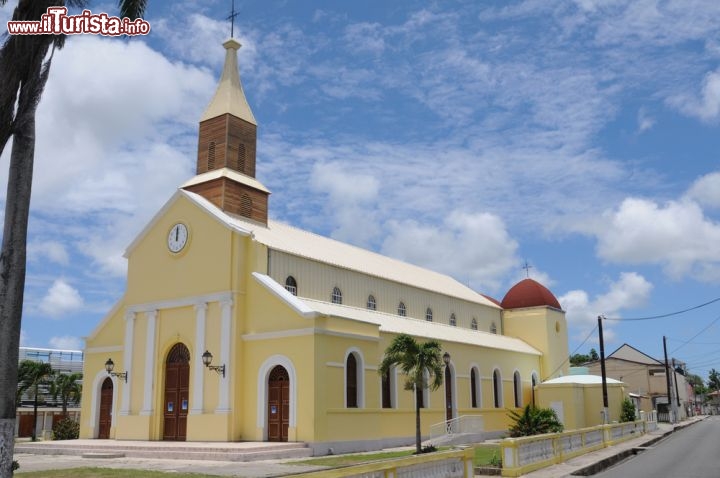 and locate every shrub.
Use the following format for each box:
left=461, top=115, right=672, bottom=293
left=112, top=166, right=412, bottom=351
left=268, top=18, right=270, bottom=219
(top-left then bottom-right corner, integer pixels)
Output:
left=52, top=416, right=80, bottom=440
left=620, top=398, right=637, bottom=422
left=12, top=460, right=19, bottom=473
left=508, top=405, right=564, bottom=437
